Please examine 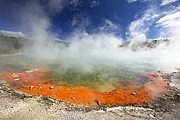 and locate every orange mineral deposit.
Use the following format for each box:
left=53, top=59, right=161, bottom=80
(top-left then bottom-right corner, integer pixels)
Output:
left=0, top=68, right=167, bottom=106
